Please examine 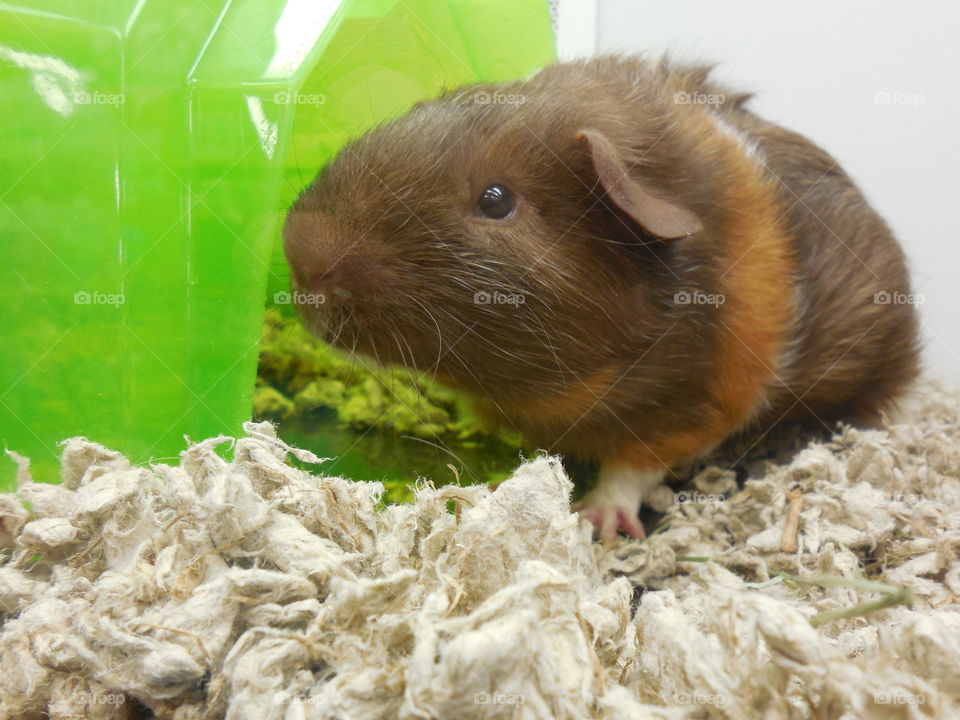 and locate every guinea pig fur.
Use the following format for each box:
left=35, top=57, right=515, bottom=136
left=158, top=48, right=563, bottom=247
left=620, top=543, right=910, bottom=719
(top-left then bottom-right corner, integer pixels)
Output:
left=283, top=55, right=920, bottom=540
